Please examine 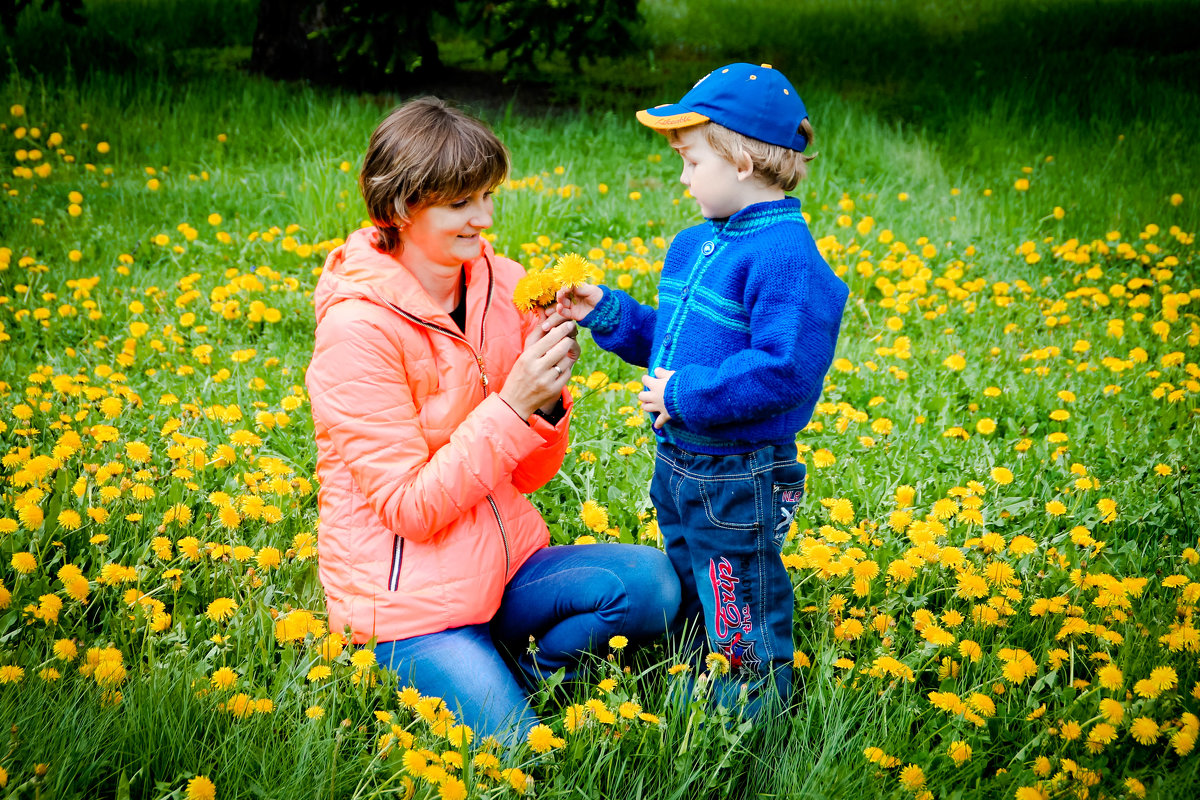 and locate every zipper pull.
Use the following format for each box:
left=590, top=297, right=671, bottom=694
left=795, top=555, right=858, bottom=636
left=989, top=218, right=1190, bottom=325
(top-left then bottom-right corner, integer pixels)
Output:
left=477, top=355, right=490, bottom=393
